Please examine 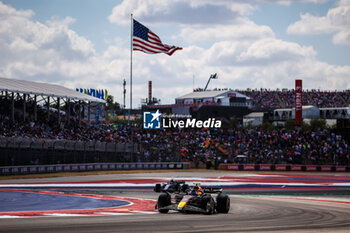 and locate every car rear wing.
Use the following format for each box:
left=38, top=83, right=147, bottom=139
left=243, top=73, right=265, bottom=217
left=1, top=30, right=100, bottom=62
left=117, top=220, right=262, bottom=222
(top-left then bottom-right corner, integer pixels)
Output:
left=202, top=187, right=223, bottom=193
